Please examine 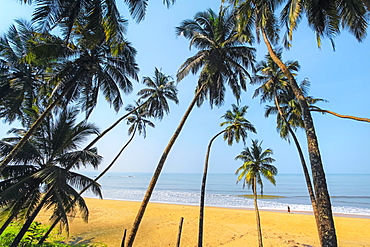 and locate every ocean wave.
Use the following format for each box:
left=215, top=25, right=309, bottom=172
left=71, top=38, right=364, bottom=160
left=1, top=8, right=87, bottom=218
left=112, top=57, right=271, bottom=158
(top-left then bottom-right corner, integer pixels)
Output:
left=83, top=188, right=370, bottom=216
